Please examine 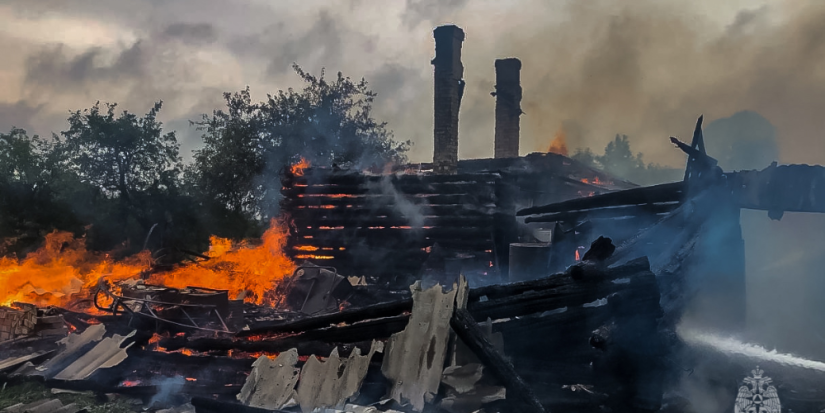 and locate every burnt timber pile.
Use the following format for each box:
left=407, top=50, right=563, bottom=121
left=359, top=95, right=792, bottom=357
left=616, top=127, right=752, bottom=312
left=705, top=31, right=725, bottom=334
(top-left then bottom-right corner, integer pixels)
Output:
left=280, top=170, right=505, bottom=285
left=0, top=244, right=667, bottom=413
left=280, top=153, right=632, bottom=285
left=5, top=23, right=825, bottom=413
